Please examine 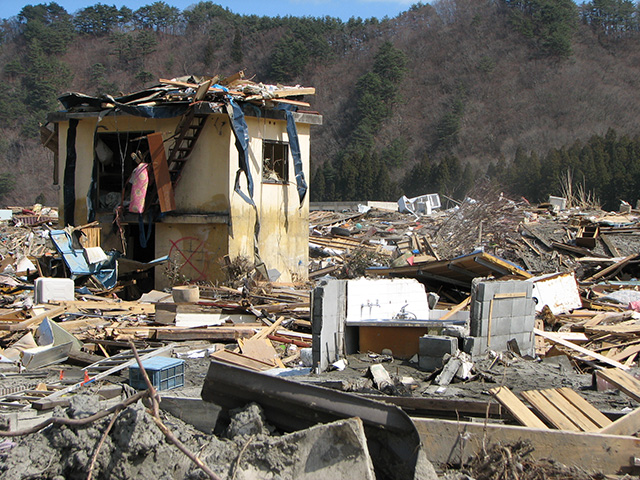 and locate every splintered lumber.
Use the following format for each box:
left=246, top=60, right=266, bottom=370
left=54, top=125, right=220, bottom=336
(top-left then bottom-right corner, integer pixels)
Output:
left=595, top=368, right=640, bottom=402
left=489, top=386, right=549, bottom=429
left=600, top=234, right=620, bottom=257
left=439, top=296, right=470, bottom=321
left=534, top=328, right=630, bottom=370
left=585, top=323, right=640, bottom=336
left=583, top=253, right=638, bottom=282
left=251, top=316, right=284, bottom=340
